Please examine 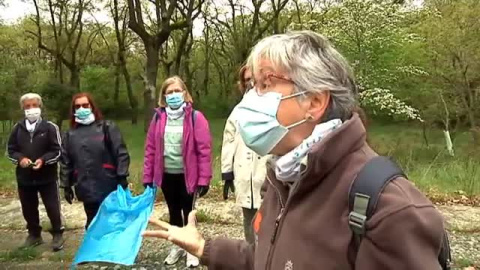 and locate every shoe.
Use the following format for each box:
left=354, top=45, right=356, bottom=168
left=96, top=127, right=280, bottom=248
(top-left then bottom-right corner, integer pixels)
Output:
left=164, top=246, right=186, bottom=265
left=51, top=233, right=65, bottom=252
left=21, top=234, right=44, bottom=248
left=186, top=252, right=200, bottom=268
